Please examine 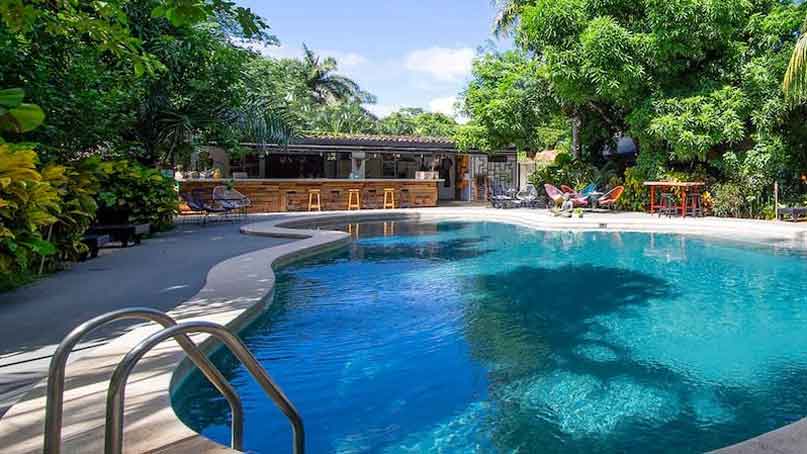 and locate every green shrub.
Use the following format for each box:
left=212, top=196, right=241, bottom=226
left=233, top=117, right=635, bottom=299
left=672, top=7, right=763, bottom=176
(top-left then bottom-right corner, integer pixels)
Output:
left=619, top=150, right=667, bottom=211
left=96, top=160, right=178, bottom=231
left=529, top=152, right=597, bottom=190
left=711, top=182, right=746, bottom=218
left=0, top=144, right=61, bottom=290
left=45, top=158, right=100, bottom=263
